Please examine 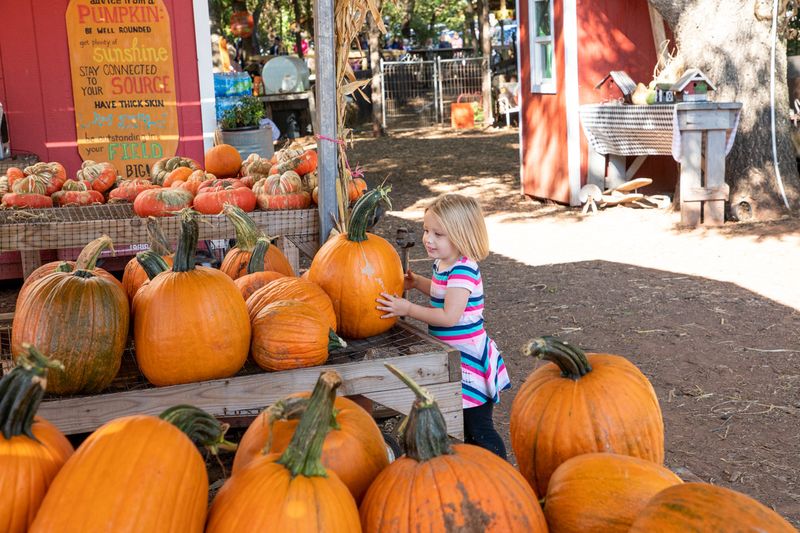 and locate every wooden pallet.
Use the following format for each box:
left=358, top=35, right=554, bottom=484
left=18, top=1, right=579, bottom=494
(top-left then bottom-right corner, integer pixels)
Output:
left=0, top=320, right=464, bottom=439
left=0, top=205, right=320, bottom=277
